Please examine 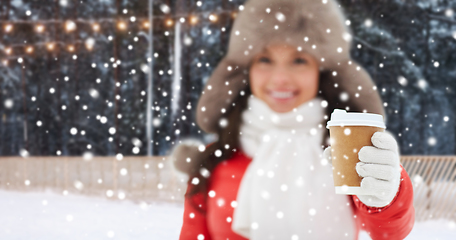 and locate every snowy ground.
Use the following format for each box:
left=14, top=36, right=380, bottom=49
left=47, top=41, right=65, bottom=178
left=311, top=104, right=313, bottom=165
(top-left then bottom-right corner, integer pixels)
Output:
left=0, top=190, right=455, bottom=240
